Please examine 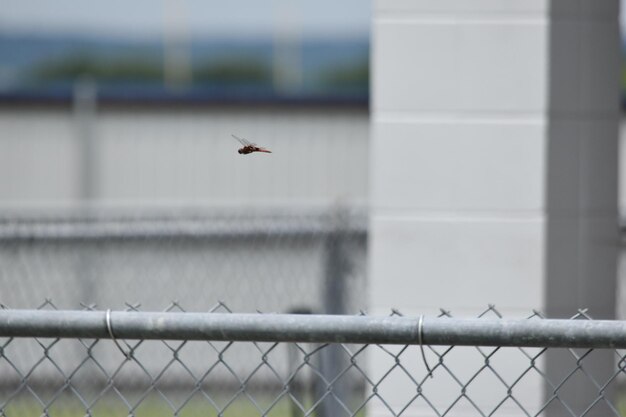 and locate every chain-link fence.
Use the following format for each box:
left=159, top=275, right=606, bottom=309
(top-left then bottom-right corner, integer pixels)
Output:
left=0, top=208, right=367, bottom=315
left=1, top=302, right=625, bottom=417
